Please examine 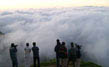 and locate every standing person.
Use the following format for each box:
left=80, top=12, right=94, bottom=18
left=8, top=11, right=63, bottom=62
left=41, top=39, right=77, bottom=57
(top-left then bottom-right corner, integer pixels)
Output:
left=9, top=43, right=18, bottom=67
left=24, top=43, right=31, bottom=67
left=59, top=42, right=68, bottom=67
left=68, top=42, right=77, bottom=67
left=75, top=44, right=81, bottom=67
left=32, top=42, right=40, bottom=67
left=54, top=39, right=61, bottom=67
